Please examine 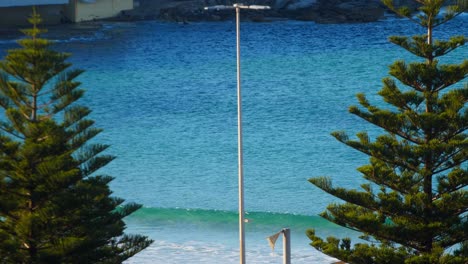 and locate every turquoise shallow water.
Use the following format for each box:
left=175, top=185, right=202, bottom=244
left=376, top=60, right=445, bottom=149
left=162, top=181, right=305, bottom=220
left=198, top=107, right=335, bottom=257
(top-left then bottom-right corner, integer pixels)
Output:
left=0, top=14, right=466, bottom=263
left=124, top=208, right=355, bottom=263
